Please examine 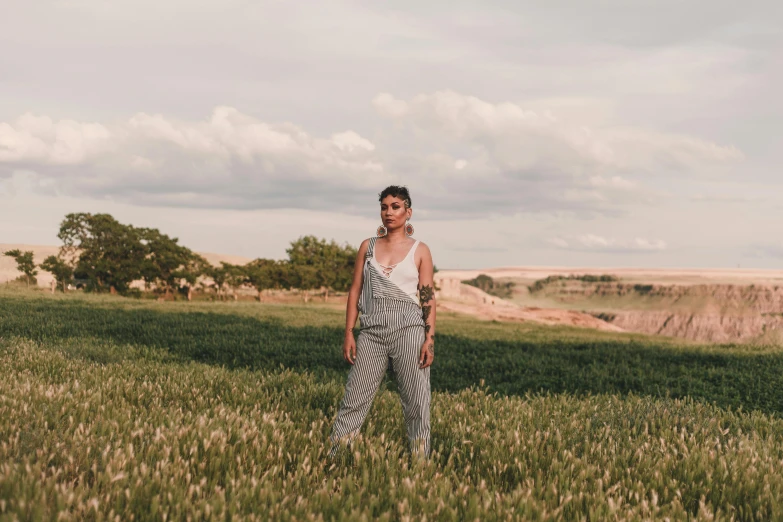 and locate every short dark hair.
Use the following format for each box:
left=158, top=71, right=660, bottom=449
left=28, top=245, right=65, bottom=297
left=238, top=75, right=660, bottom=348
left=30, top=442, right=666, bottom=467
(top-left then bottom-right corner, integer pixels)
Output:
left=378, top=185, right=412, bottom=208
